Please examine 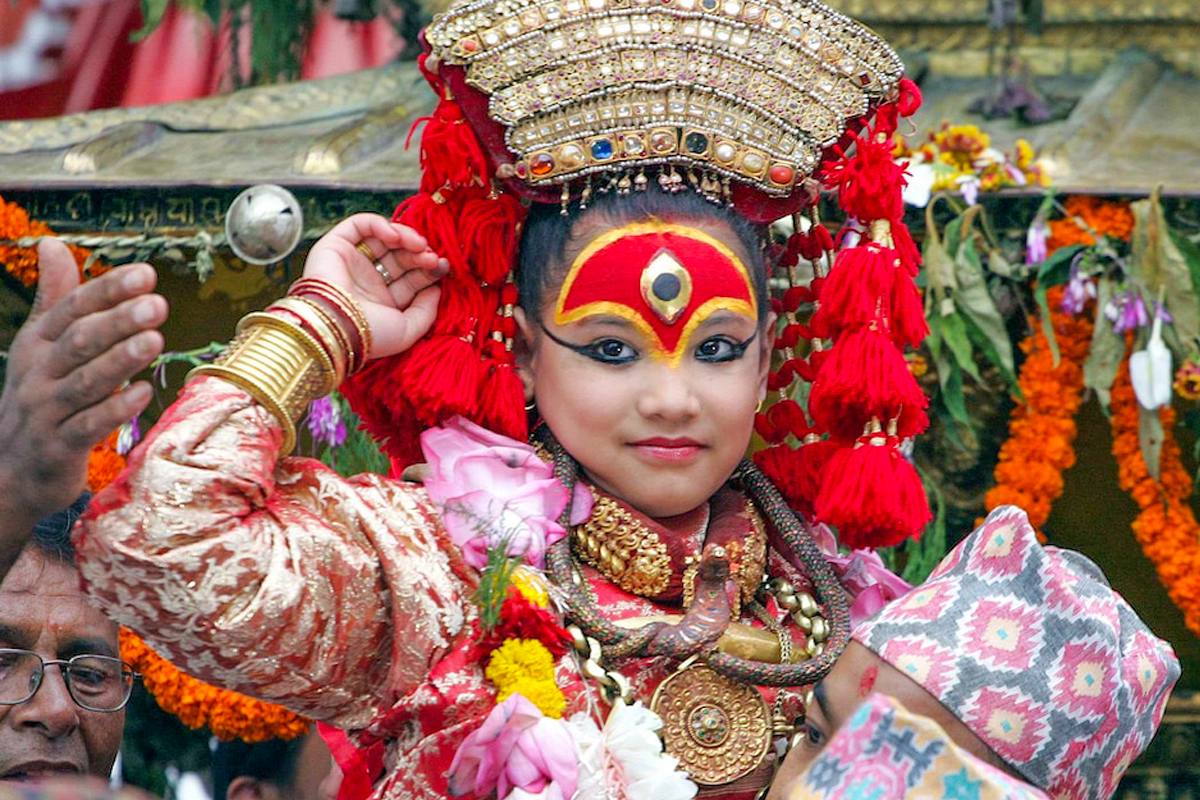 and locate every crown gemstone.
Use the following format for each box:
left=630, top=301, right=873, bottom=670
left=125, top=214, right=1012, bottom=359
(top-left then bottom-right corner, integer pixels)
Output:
left=591, top=139, right=615, bottom=160
left=684, top=131, right=709, bottom=154
left=769, top=164, right=794, bottom=184
left=530, top=153, right=556, bottom=175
